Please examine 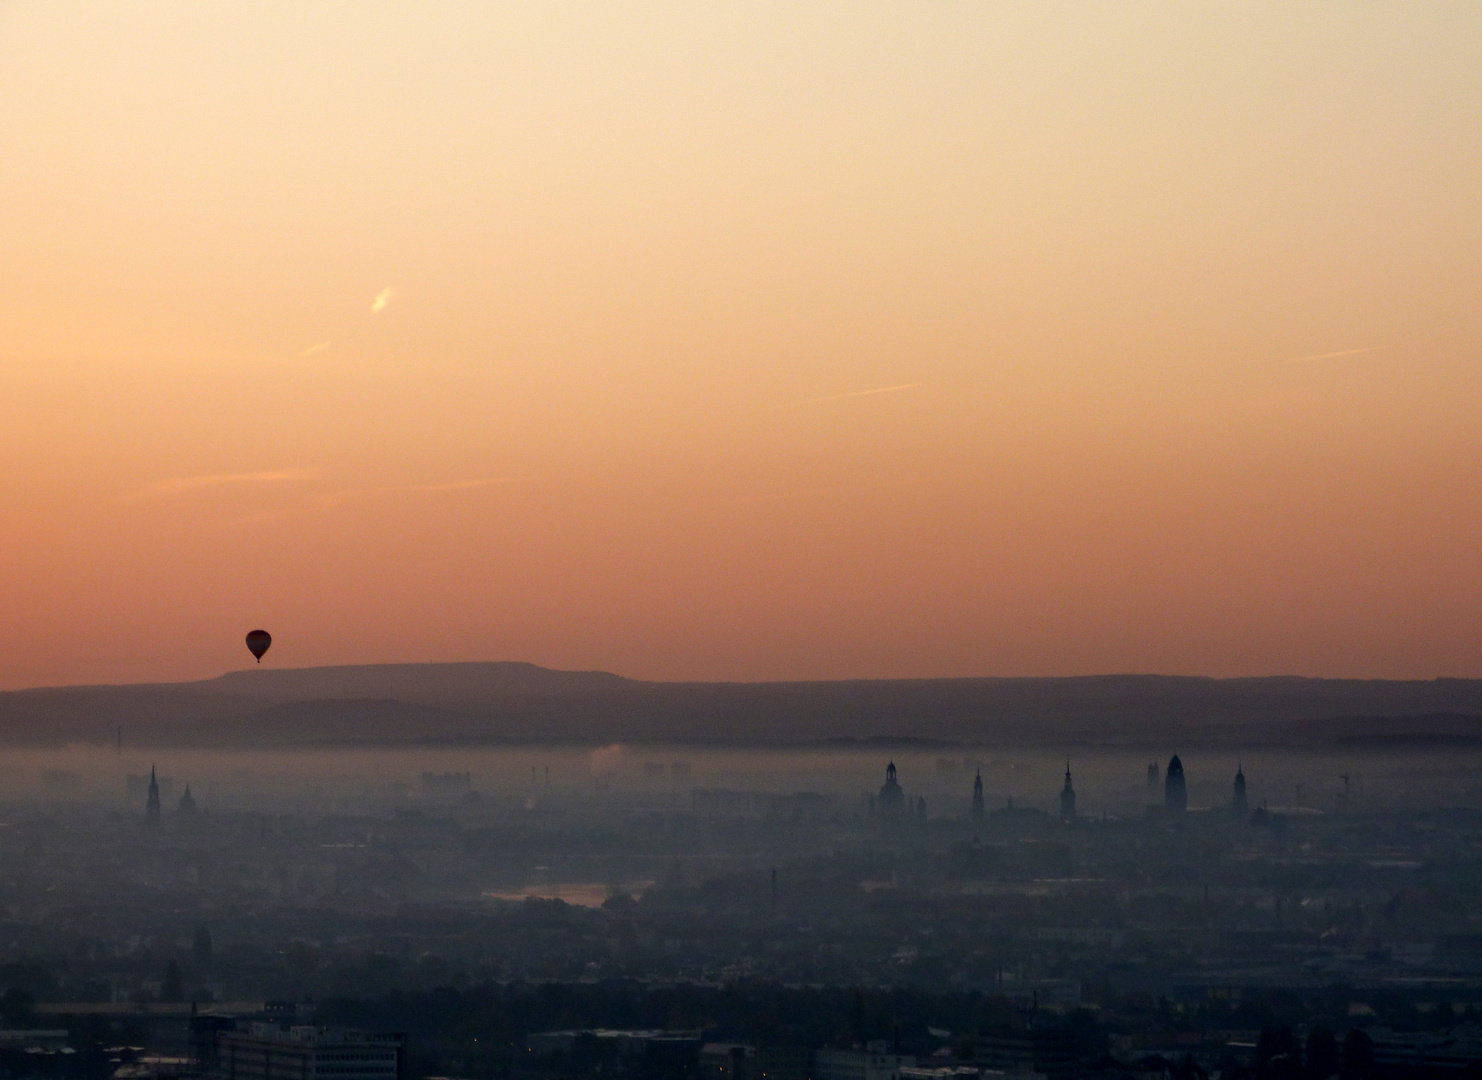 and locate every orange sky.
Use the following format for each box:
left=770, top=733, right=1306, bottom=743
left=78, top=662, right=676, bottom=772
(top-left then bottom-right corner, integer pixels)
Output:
left=2, top=3, right=1480, bottom=689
